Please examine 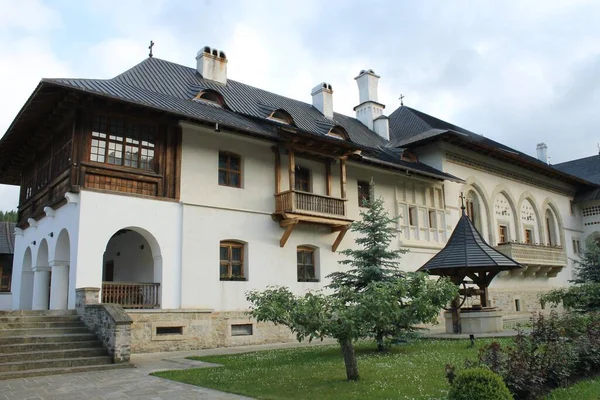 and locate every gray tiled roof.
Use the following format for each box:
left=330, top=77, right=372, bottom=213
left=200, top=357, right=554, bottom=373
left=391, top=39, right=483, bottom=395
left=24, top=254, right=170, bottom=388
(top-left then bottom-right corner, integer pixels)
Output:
left=418, top=210, right=521, bottom=275
left=39, top=58, right=461, bottom=182
left=554, top=154, right=600, bottom=185
left=47, top=57, right=386, bottom=148
left=0, top=222, right=15, bottom=255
